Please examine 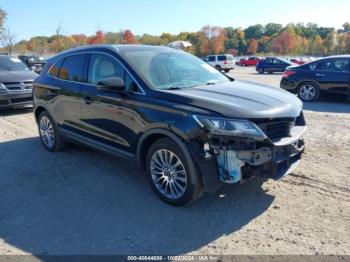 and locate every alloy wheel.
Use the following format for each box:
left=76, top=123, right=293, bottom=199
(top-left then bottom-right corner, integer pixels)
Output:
left=150, top=149, right=187, bottom=199
left=39, top=116, right=55, bottom=148
left=299, top=84, right=316, bottom=101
